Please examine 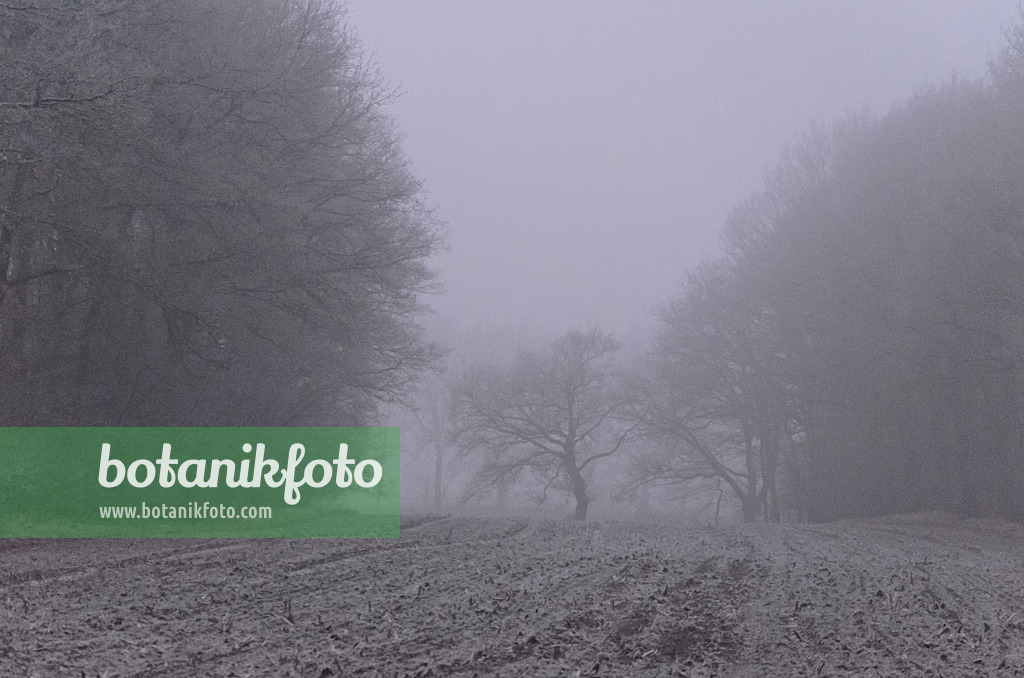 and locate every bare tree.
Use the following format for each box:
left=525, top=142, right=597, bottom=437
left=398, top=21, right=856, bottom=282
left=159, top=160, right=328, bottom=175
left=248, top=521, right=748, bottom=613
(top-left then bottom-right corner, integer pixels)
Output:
left=452, top=328, right=635, bottom=520
left=403, top=369, right=455, bottom=508
left=630, top=262, right=793, bottom=523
